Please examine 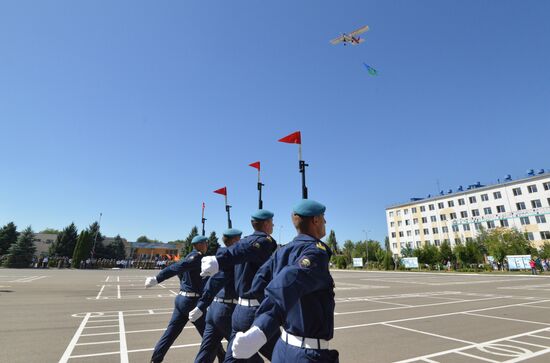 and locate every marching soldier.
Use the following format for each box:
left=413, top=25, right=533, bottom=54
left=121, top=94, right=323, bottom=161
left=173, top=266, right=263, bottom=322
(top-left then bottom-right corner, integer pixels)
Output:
left=189, top=228, right=242, bottom=363
left=144, top=235, right=224, bottom=363
left=231, top=200, right=339, bottom=363
left=200, top=210, right=279, bottom=362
